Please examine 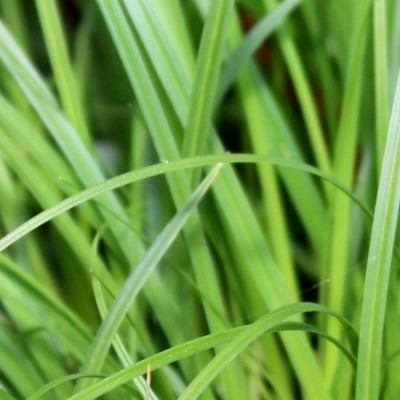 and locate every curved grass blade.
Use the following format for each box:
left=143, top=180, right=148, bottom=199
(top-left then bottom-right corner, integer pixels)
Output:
left=27, top=320, right=357, bottom=400
left=272, top=322, right=357, bottom=369
left=75, top=164, right=222, bottom=390
left=67, top=302, right=354, bottom=400
left=0, top=154, right=373, bottom=255
left=179, top=303, right=351, bottom=399
left=27, top=374, right=104, bottom=400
